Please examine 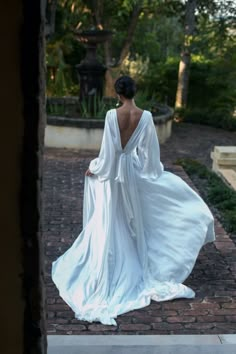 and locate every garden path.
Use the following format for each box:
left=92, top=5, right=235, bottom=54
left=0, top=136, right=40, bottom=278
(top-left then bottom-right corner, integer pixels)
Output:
left=44, top=122, right=236, bottom=335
